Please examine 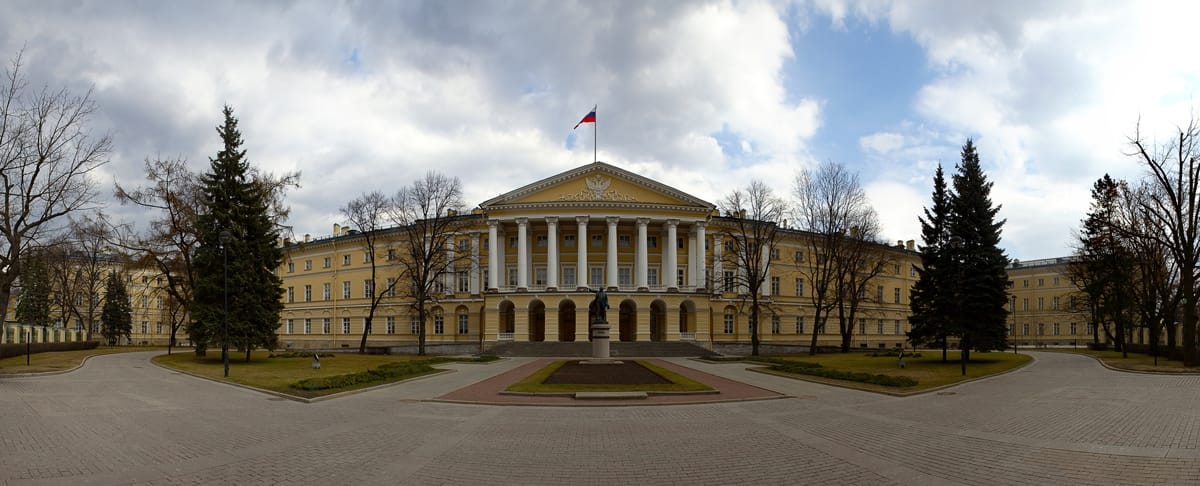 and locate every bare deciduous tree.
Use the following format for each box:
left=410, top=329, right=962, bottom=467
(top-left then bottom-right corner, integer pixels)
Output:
left=718, top=180, right=786, bottom=356
left=45, top=214, right=113, bottom=340
left=341, top=190, right=403, bottom=353
left=0, top=50, right=110, bottom=325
